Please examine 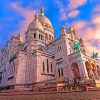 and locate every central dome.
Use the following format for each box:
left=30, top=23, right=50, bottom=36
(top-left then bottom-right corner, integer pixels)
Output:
left=38, top=15, right=52, bottom=27
left=38, top=8, right=54, bottom=33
